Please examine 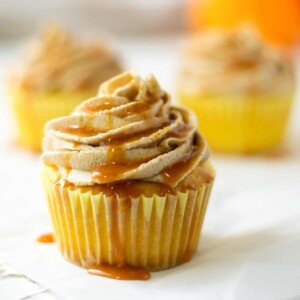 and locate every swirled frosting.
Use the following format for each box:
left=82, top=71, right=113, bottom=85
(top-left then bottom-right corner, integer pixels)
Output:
left=14, top=26, right=122, bottom=92
left=179, top=28, right=295, bottom=95
left=42, top=71, right=209, bottom=187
